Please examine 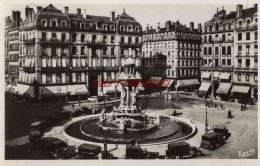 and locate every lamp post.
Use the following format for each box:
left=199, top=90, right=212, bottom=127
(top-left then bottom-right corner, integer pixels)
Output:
left=57, top=87, right=62, bottom=125
left=205, top=99, right=209, bottom=132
